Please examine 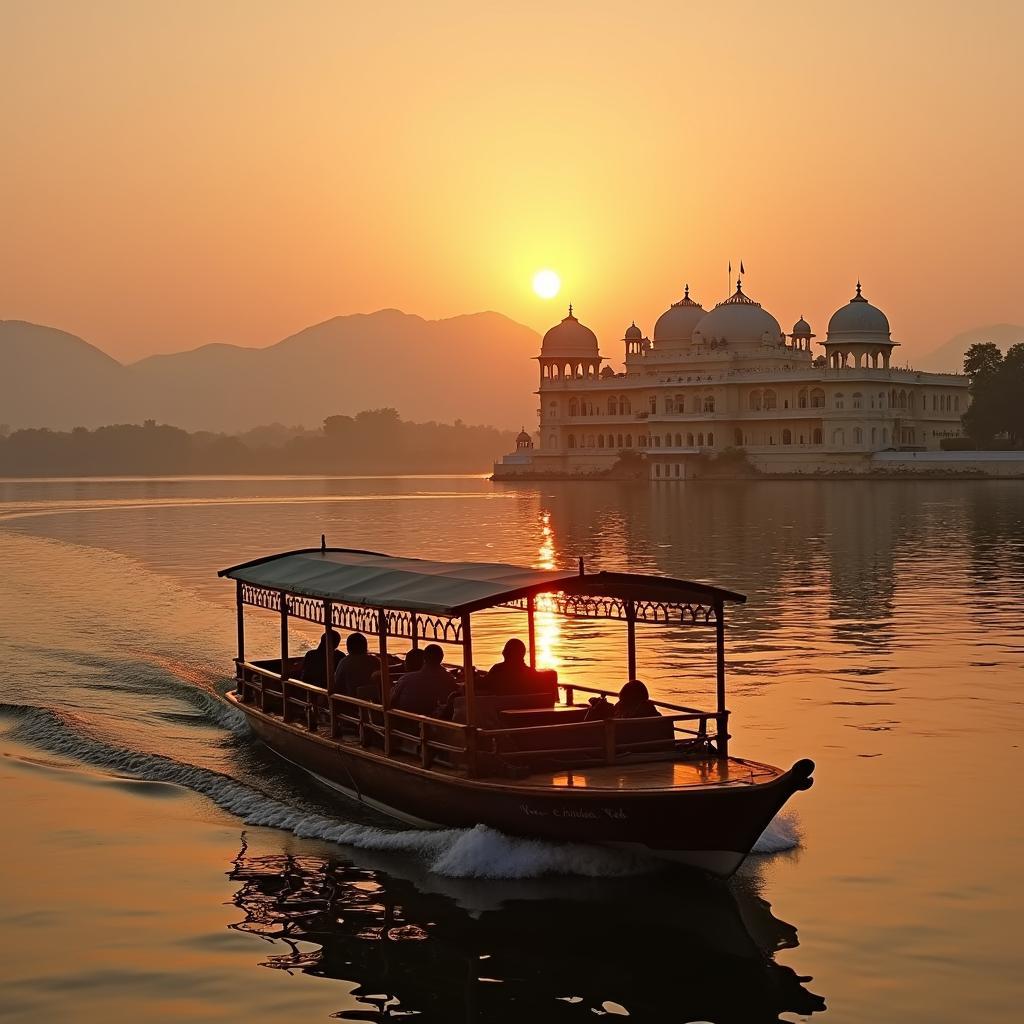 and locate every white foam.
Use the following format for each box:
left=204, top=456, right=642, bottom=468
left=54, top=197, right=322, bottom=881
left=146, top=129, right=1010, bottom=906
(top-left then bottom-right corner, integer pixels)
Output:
left=751, top=810, right=801, bottom=854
